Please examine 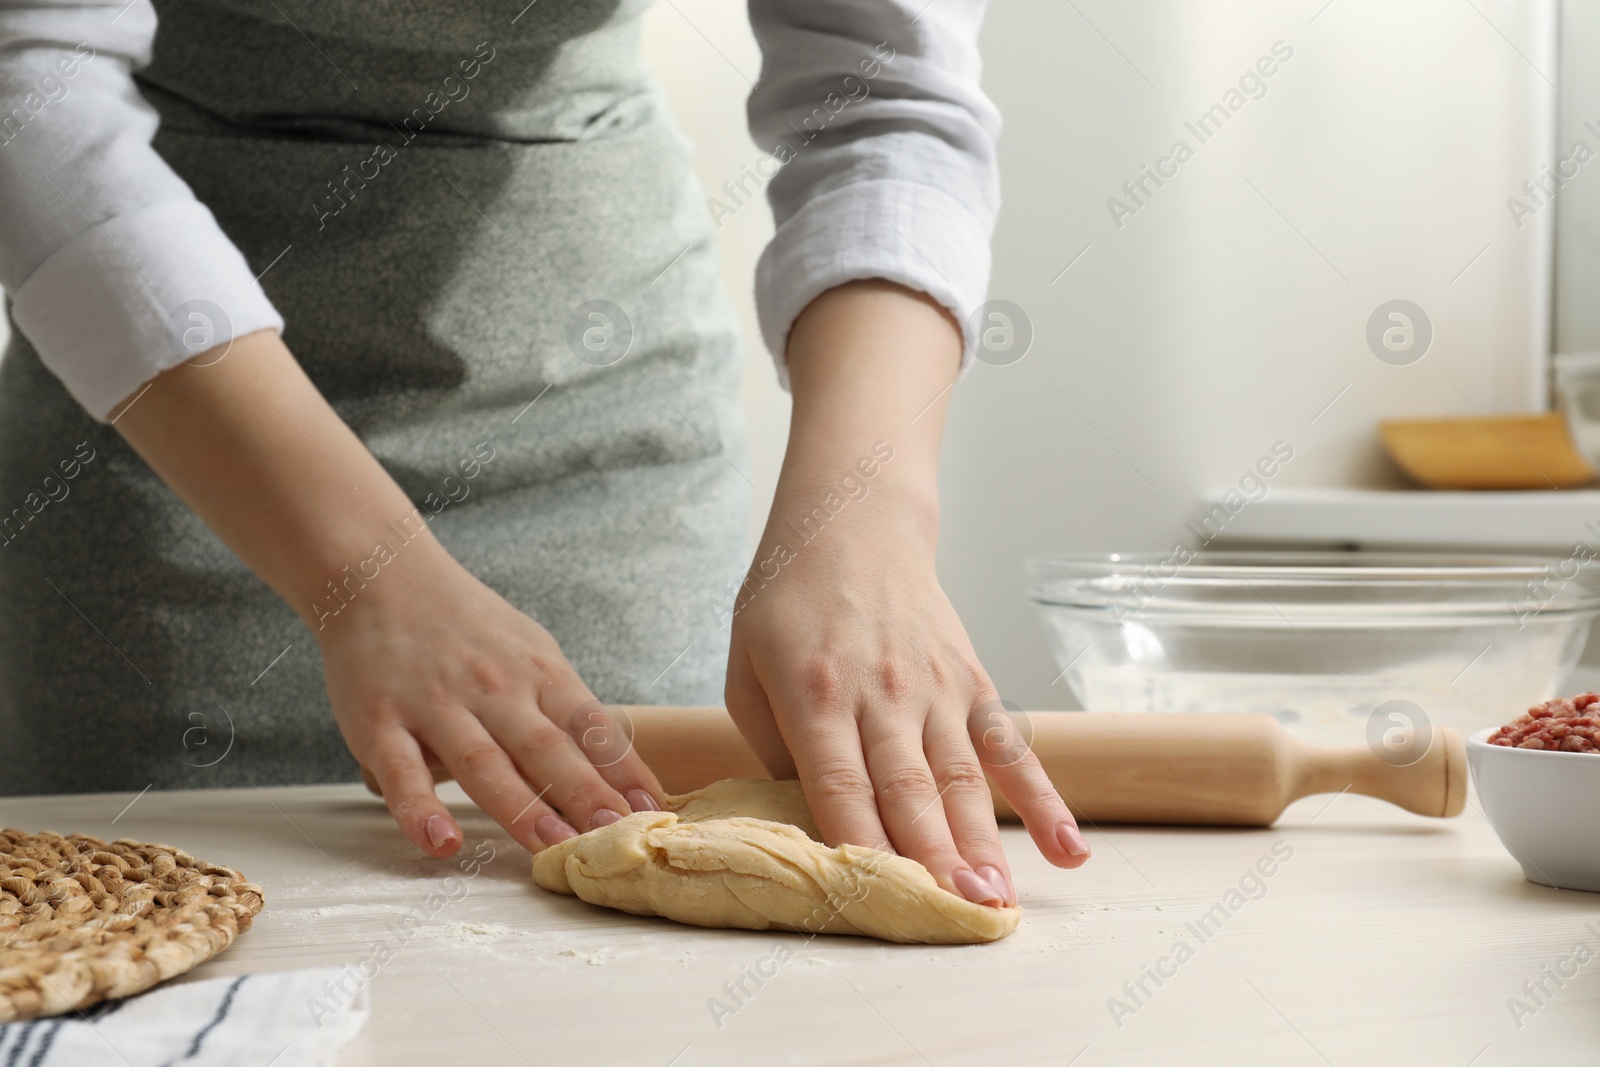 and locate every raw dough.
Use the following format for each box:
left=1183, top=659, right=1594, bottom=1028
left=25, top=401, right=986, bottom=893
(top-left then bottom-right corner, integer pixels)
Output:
left=530, top=779, right=1020, bottom=944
